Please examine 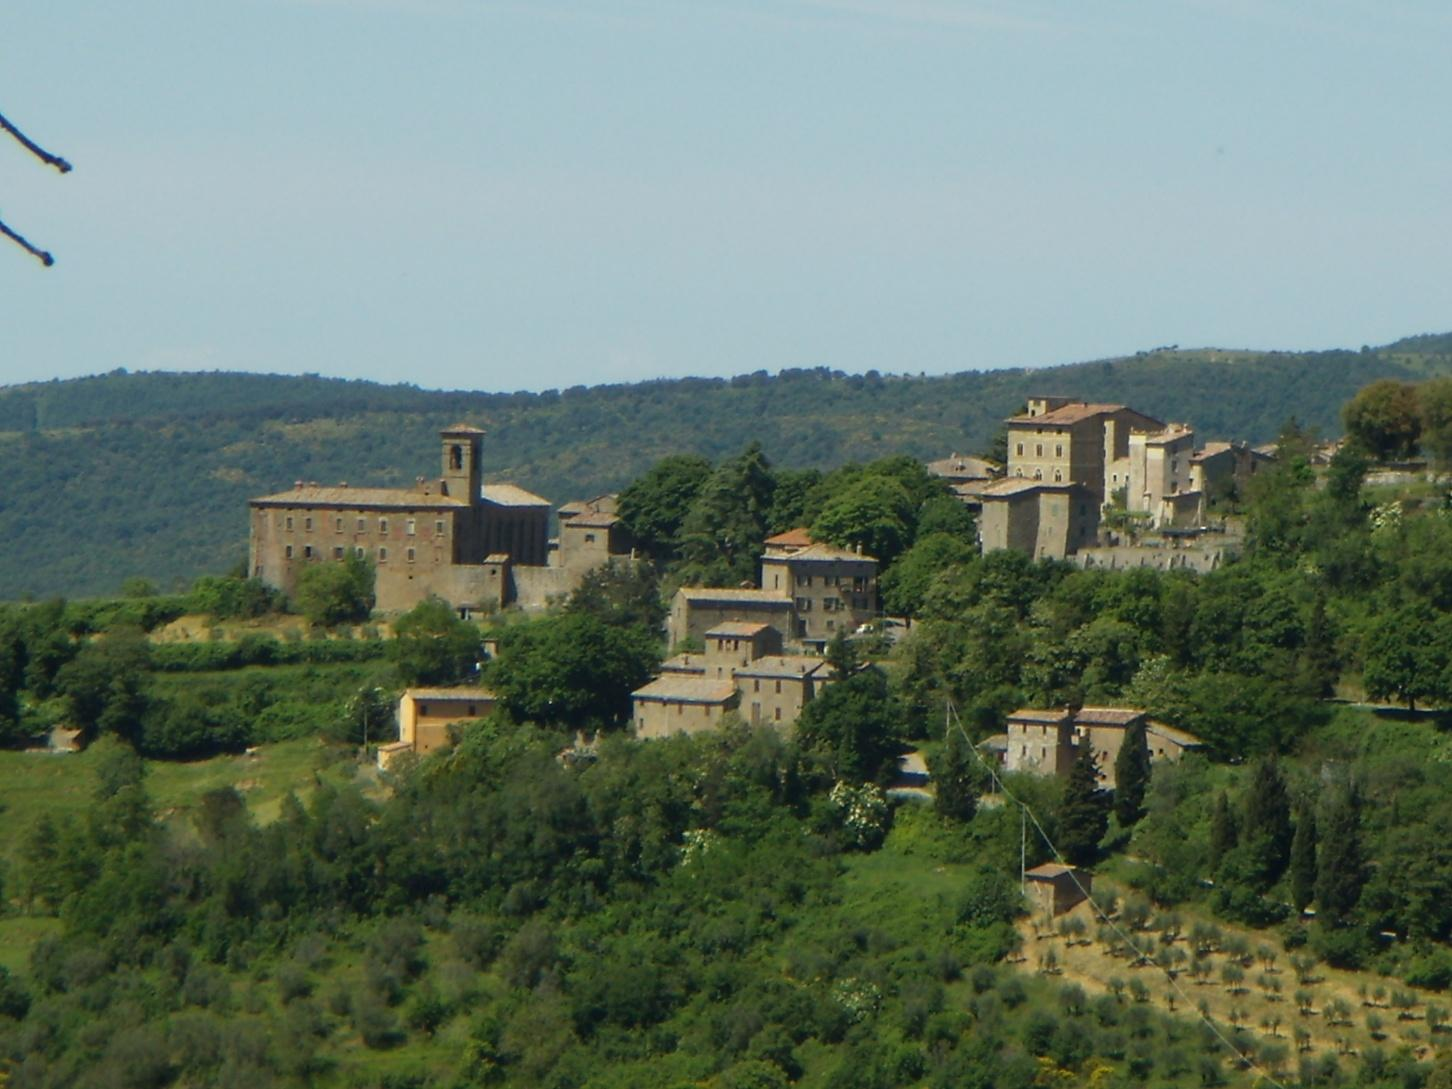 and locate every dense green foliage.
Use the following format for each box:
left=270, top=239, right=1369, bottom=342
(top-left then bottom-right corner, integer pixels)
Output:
left=4, top=333, right=1450, bottom=598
